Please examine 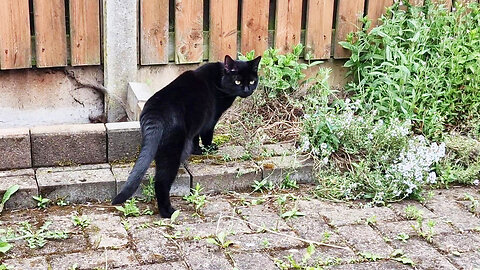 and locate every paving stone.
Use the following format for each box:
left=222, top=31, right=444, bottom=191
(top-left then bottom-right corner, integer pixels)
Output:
left=236, top=204, right=290, bottom=232
left=389, top=201, right=438, bottom=220
left=329, top=261, right=412, bottom=270
left=2, top=256, right=48, bottom=270
left=296, top=199, right=349, bottom=220
left=112, top=164, right=190, bottom=197
left=322, top=206, right=398, bottom=227
left=36, top=165, right=116, bottom=203
left=130, top=225, right=182, bottom=263
left=177, top=218, right=251, bottom=239
left=424, top=197, right=480, bottom=231
left=84, top=212, right=129, bottom=248
left=392, top=238, right=458, bottom=270
left=106, top=121, right=141, bottom=163
left=337, top=224, right=394, bottom=257
left=0, top=168, right=38, bottom=209
left=287, top=216, right=345, bottom=244
left=202, top=199, right=236, bottom=221
left=189, top=162, right=261, bottom=193
left=376, top=219, right=455, bottom=240
left=229, top=231, right=305, bottom=252
left=260, top=142, right=296, bottom=157
left=216, top=145, right=247, bottom=160
left=272, top=246, right=358, bottom=267
left=231, top=252, right=277, bottom=270
left=261, top=155, right=314, bottom=184
left=115, top=261, right=189, bottom=270
left=448, top=250, right=480, bottom=270
left=183, top=240, right=232, bottom=270
left=0, top=127, right=31, bottom=170
left=48, top=249, right=138, bottom=270
left=432, top=232, right=480, bottom=254
left=31, top=123, right=107, bottom=167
